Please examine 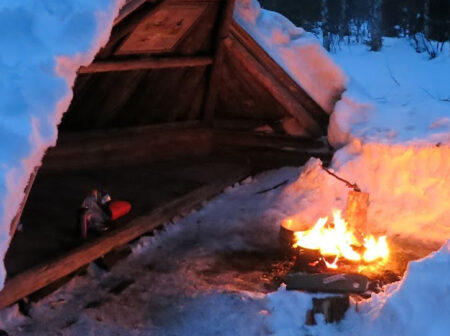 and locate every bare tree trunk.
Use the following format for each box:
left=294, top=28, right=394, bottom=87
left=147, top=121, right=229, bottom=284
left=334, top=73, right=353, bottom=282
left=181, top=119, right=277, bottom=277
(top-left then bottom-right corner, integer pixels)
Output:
left=322, top=0, right=331, bottom=51
left=368, top=0, right=382, bottom=51
left=424, top=0, right=431, bottom=39
left=340, top=0, right=347, bottom=41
